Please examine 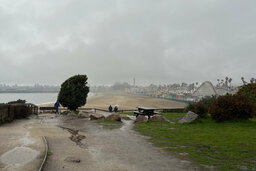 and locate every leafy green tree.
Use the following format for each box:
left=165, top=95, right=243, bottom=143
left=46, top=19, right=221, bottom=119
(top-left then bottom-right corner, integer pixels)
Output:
left=237, top=83, right=256, bottom=114
left=58, top=75, right=89, bottom=111
left=209, top=94, right=253, bottom=122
